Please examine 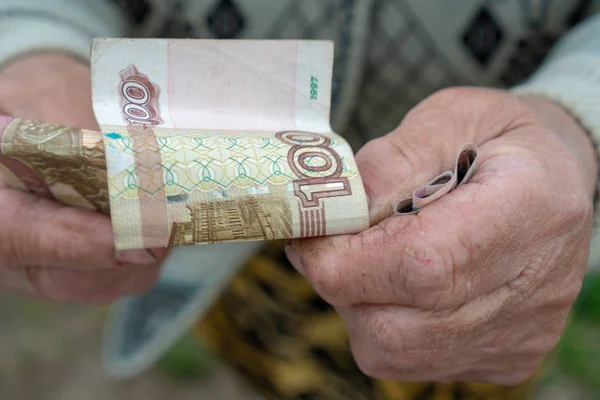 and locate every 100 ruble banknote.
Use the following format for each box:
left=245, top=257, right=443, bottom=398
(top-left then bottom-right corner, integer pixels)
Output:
left=0, top=39, right=477, bottom=252
left=91, top=39, right=369, bottom=250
